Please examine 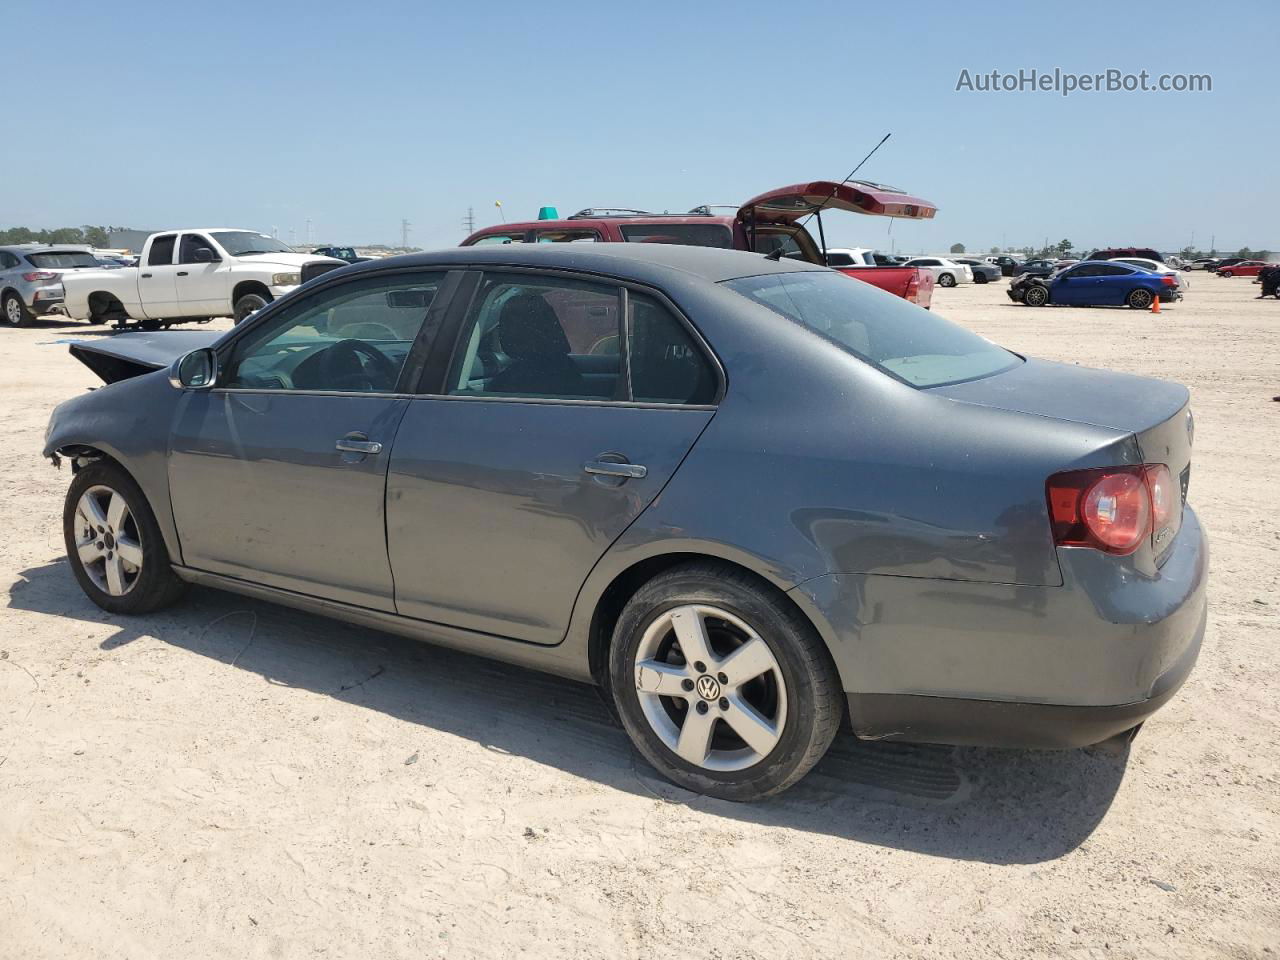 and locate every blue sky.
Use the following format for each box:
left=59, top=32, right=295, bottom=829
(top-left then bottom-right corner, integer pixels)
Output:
left=10, top=0, right=1274, bottom=253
